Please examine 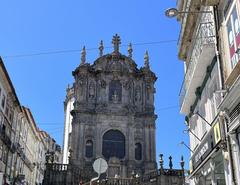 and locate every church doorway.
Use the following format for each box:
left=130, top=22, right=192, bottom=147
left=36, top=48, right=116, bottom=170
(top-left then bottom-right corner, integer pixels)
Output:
left=102, top=130, right=125, bottom=160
